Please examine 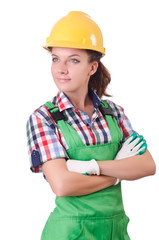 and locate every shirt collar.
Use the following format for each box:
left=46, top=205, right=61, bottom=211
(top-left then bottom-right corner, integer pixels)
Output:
left=56, top=88, right=101, bottom=112
left=88, top=88, right=101, bottom=109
